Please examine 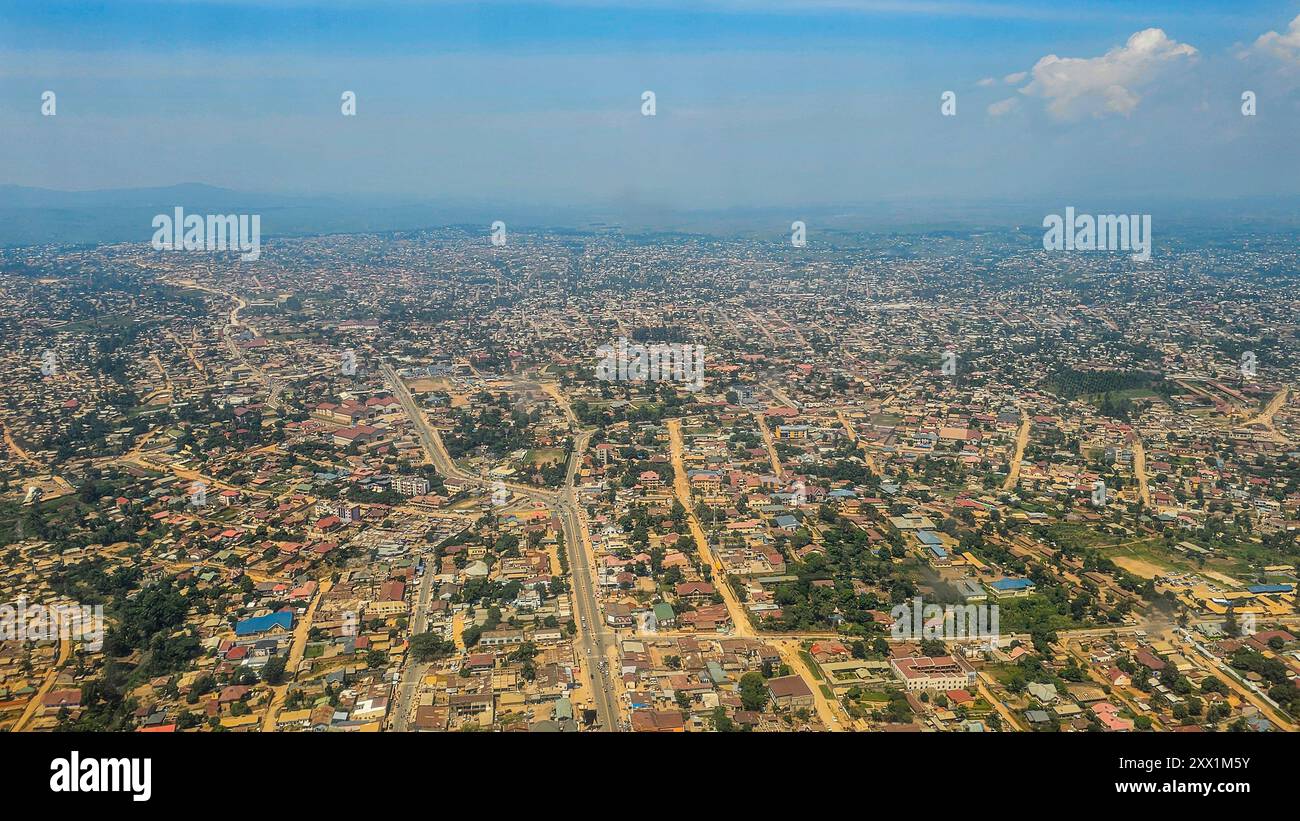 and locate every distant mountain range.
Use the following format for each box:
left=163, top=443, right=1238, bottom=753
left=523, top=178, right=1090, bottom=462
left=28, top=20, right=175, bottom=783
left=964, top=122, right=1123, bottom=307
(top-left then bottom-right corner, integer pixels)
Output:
left=0, top=182, right=306, bottom=209
left=0, top=183, right=502, bottom=247
left=2, top=183, right=1298, bottom=248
